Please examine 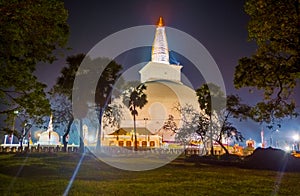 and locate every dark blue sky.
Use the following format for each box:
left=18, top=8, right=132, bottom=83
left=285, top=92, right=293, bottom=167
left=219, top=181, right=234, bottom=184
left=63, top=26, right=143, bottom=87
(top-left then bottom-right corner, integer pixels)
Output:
left=35, top=0, right=299, bottom=145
